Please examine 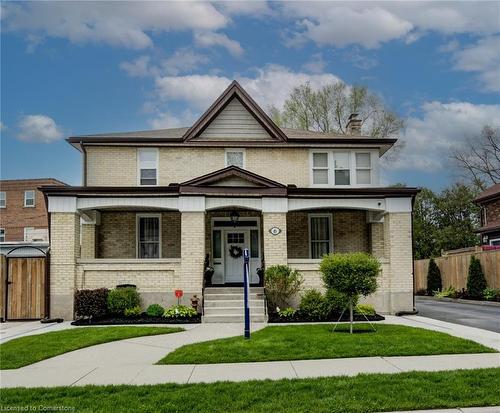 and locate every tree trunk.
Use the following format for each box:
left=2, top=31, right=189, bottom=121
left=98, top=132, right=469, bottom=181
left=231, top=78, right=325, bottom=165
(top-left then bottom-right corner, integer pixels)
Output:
left=349, top=298, right=353, bottom=334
